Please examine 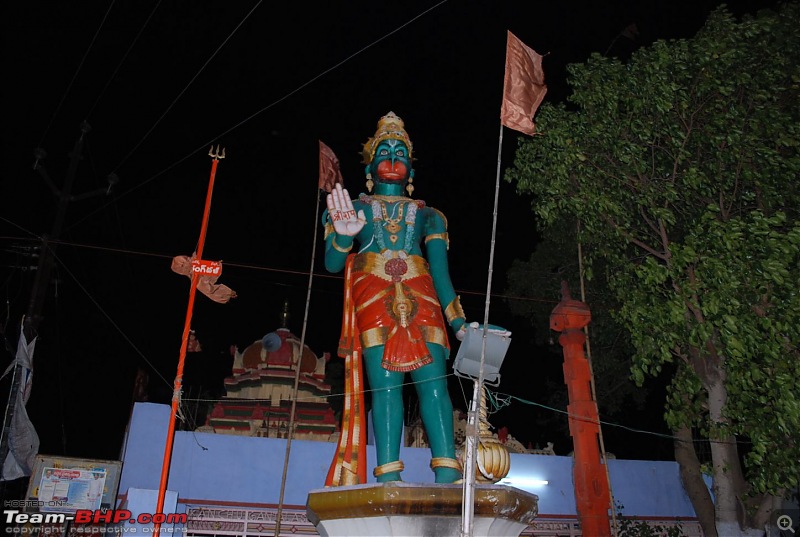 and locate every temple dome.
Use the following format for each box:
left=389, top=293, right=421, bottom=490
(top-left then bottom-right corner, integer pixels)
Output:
left=241, top=327, right=319, bottom=373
